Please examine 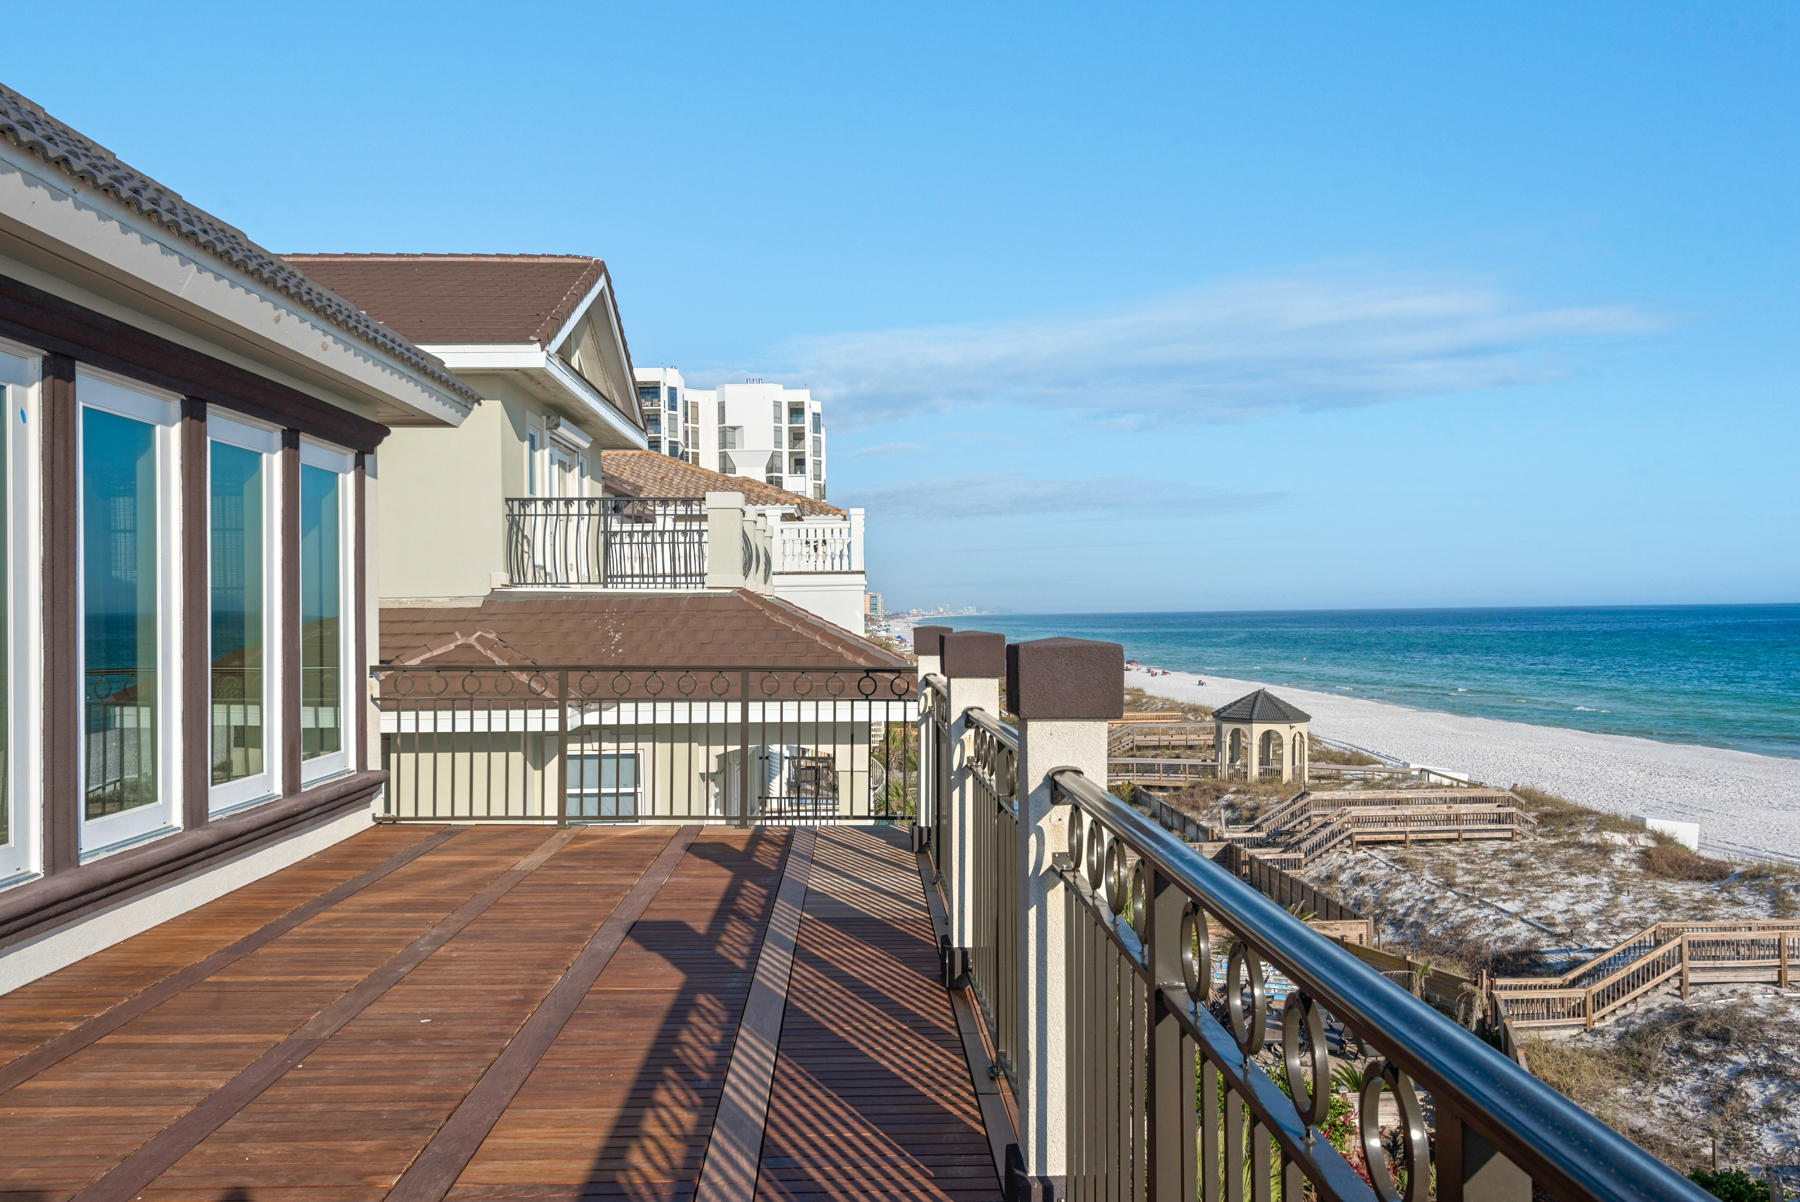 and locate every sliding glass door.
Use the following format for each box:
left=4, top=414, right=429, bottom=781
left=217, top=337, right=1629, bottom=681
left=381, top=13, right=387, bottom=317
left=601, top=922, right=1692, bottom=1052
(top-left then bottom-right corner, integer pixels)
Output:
left=78, top=370, right=177, bottom=853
